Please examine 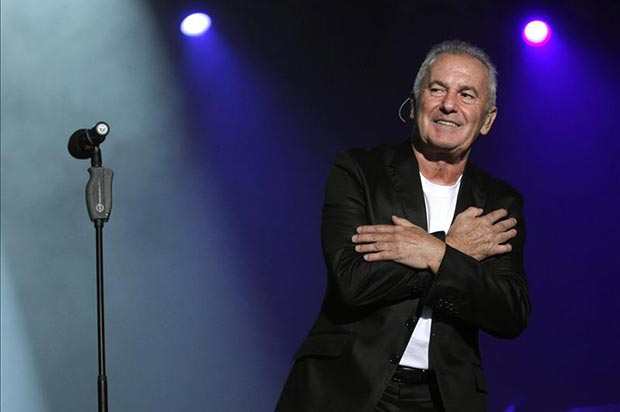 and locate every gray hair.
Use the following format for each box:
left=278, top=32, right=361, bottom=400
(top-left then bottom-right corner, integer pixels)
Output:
left=412, top=40, right=498, bottom=110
